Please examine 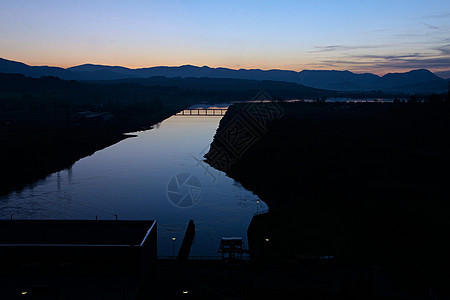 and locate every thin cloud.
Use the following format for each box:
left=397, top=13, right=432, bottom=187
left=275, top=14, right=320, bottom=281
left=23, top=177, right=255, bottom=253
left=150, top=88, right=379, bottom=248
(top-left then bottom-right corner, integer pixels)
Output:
left=437, top=44, right=450, bottom=56
left=423, top=23, right=441, bottom=30
left=309, top=44, right=383, bottom=53
left=309, top=38, right=450, bottom=73
left=422, top=12, right=450, bottom=19
left=355, top=53, right=425, bottom=60
left=319, top=56, right=450, bottom=70
left=393, top=33, right=432, bottom=39
left=374, top=57, right=450, bottom=69
left=320, top=59, right=377, bottom=66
